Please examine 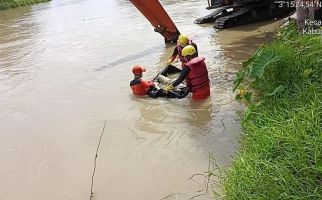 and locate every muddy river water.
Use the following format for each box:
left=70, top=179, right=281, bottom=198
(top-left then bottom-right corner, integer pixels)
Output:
left=0, top=0, right=280, bottom=199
